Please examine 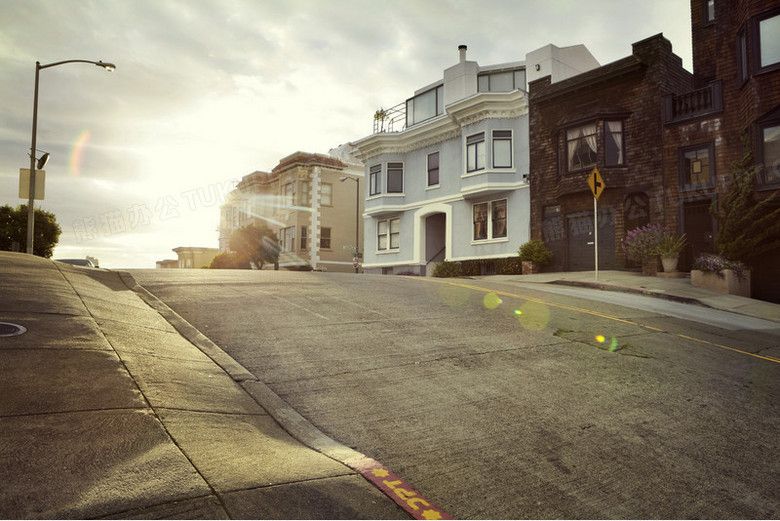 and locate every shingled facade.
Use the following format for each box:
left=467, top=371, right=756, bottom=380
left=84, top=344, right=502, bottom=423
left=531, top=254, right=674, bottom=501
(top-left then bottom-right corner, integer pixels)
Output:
left=529, top=34, right=691, bottom=272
